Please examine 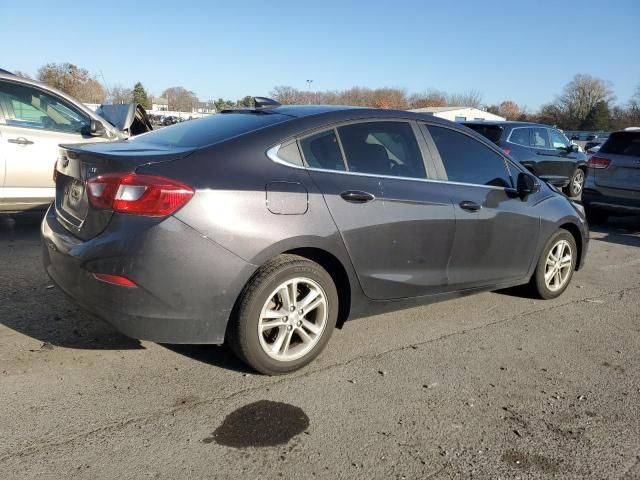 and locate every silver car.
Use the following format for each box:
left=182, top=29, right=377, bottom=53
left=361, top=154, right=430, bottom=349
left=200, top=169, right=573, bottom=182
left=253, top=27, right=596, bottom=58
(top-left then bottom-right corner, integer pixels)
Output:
left=0, top=70, right=150, bottom=212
